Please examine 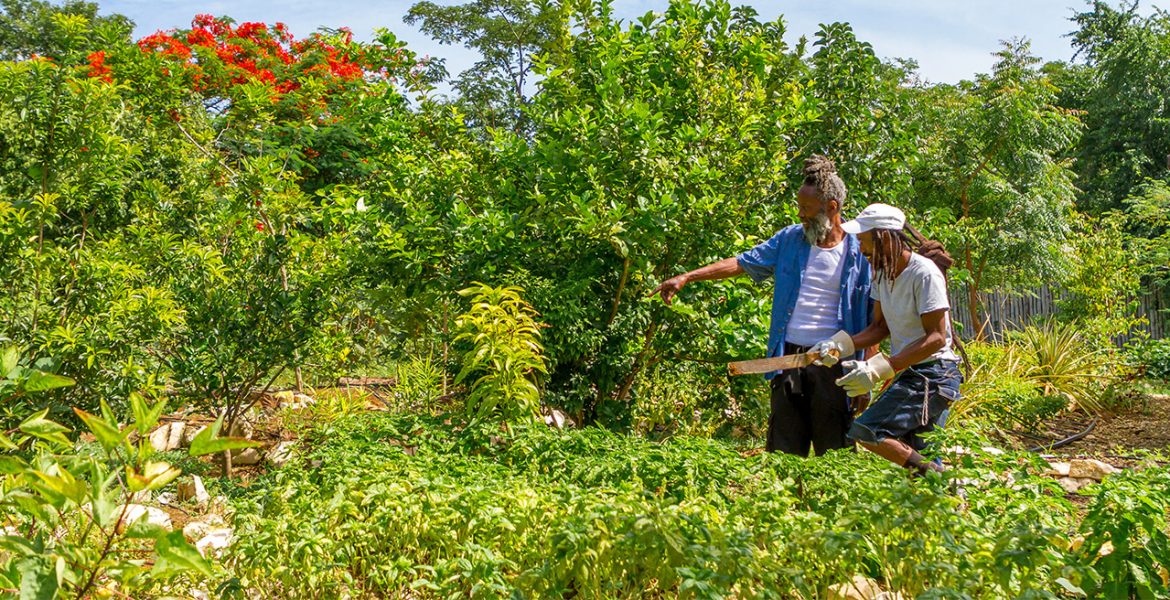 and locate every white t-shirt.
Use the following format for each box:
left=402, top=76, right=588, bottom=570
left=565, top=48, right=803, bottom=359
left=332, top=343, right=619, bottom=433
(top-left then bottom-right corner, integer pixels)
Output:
left=871, top=253, right=960, bottom=363
left=786, top=241, right=846, bottom=346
